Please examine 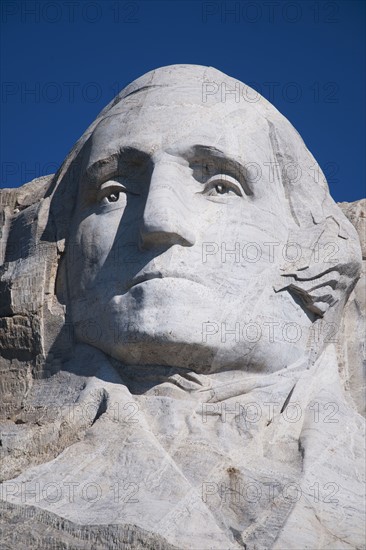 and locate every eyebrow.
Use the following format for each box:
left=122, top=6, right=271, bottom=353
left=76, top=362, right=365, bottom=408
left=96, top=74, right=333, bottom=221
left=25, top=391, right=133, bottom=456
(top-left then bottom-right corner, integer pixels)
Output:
left=81, top=147, right=150, bottom=188
left=187, top=144, right=252, bottom=194
left=81, top=144, right=252, bottom=194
